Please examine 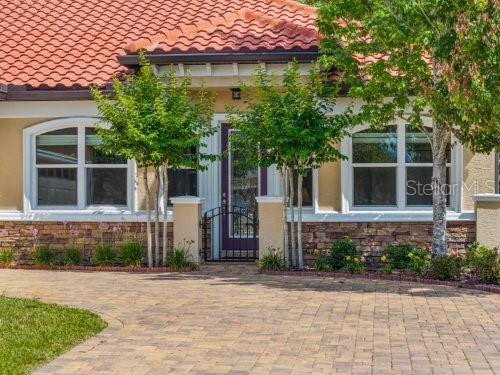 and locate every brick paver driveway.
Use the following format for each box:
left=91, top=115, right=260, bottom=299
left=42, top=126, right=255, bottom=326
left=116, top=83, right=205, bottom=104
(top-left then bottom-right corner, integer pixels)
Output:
left=1, top=267, right=499, bottom=375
